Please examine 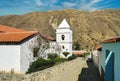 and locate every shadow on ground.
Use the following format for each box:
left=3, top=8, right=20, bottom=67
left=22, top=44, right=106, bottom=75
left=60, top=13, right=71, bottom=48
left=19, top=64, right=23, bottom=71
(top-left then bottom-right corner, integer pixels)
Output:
left=77, top=61, right=101, bottom=81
